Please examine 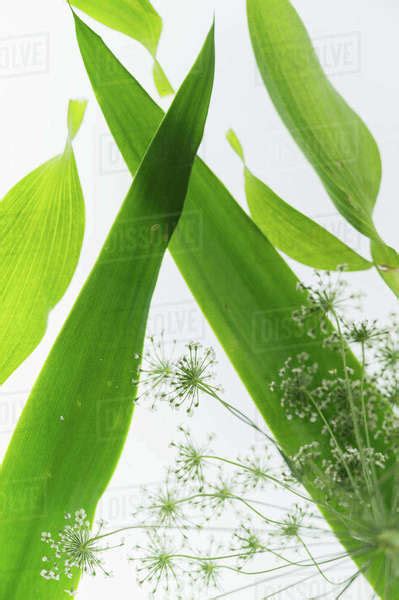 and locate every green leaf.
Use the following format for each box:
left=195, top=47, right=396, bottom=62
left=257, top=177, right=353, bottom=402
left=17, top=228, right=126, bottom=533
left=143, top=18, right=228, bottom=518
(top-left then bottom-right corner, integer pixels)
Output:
left=226, top=128, right=245, bottom=163
left=75, top=18, right=396, bottom=596
left=227, top=129, right=372, bottom=271
left=70, top=0, right=161, bottom=55
left=0, top=26, right=214, bottom=599
left=247, top=0, right=399, bottom=293
left=70, top=0, right=174, bottom=96
left=246, top=0, right=381, bottom=241
left=0, top=100, right=86, bottom=384
left=153, top=59, right=175, bottom=97
left=245, top=168, right=373, bottom=271
left=67, top=98, right=88, bottom=140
